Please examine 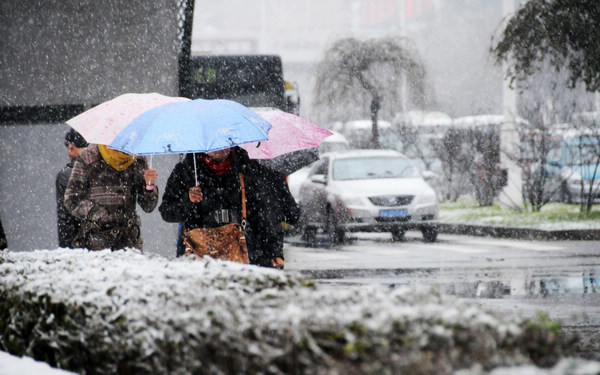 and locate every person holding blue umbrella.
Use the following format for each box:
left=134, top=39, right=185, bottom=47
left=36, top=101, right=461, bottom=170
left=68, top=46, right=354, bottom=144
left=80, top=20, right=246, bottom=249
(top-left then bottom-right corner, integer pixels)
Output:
left=159, top=146, right=284, bottom=268
left=67, top=95, right=283, bottom=261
